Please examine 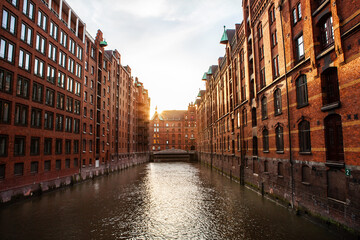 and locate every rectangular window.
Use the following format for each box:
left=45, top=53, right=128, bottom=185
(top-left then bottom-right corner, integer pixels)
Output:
left=30, top=107, right=41, bottom=128
left=74, top=158, right=78, bottom=167
left=77, top=46, right=83, bottom=60
left=271, top=31, right=277, bottom=47
left=73, top=140, right=79, bottom=153
left=73, top=118, right=79, bottom=134
left=44, top=160, right=51, bottom=172
left=0, top=135, right=8, bottom=157
left=55, top=139, right=62, bottom=154
left=67, top=77, right=73, bottom=92
left=0, top=163, right=4, bottom=178
left=68, top=58, right=74, bottom=73
left=20, top=22, right=32, bottom=45
left=56, top=92, right=64, bottom=110
left=82, top=139, right=86, bottom=152
left=0, top=68, right=13, bottom=93
left=0, top=38, right=14, bottom=63
left=57, top=71, right=65, bottom=88
left=60, top=30, right=67, bottom=48
left=44, top=111, right=54, bottom=130
left=14, top=104, right=27, bottom=126
left=34, top=58, right=44, bottom=77
left=48, top=43, right=57, bottom=62
left=75, top=64, right=82, bottom=78
left=65, top=159, right=70, bottom=168
left=2, top=9, right=17, bottom=35
left=0, top=99, right=11, bottom=124
left=14, top=136, right=25, bottom=156
left=295, top=35, right=304, bottom=61
left=16, top=76, right=29, bottom=98
left=30, top=137, right=40, bottom=155
left=7, top=0, right=19, bottom=8
left=37, top=10, right=47, bottom=31
left=14, top=162, right=24, bottom=176
left=55, top=159, right=61, bottom=170
left=260, top=68, right=265, bottom=88
left=65, top=116, right=72, bottom=132
left=74, top=81, right=81, bottom=96
left=32, top=82, right=43, bottom=103
left=55, top=114, right=63, bottom=131
left=35, top=34, right=46, bottom=54
left=59, top=51, right=66, bottom=68
left=66, top=96, right=73, bottom=112
left=22, top=0, right=34, bottom=20
left=18, top=49, right=31, bottom=70
left=49, top=21, right=58, bottom=40
left=65, top=140, right=71, bottom=154
left=74, top=100, right=80, bottom=115
left=273, top=55, right=279, bottom=78
left=45, top=88, right=55, bottom=107
left=69, top=38, right=75, bottom=54
left=47, top=65, right=56, bottom=84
